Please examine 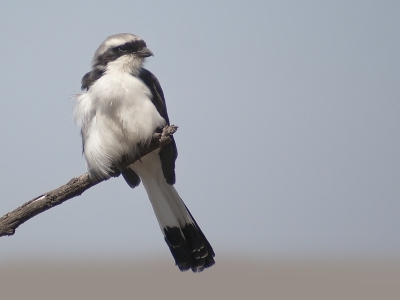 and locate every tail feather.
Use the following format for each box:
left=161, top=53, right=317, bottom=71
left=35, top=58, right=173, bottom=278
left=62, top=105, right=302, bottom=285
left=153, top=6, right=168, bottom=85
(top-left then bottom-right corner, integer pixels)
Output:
left=156, top=188, right=215, bottom=272
left=165, top=217, right=215, bottom=272
left=183, top=204, right=215, bottom=269
left=164, top=226, right=192, bottom=271
left=131, top=152, right=215, bottom=272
